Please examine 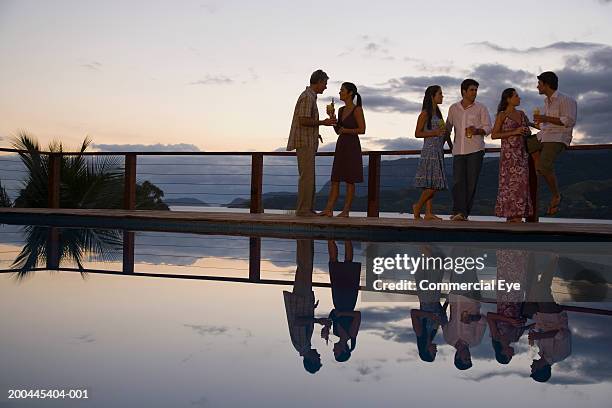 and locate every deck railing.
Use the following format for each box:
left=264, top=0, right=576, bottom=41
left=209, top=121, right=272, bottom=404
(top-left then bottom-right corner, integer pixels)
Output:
left=2, top=144, right=612, bottom=222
